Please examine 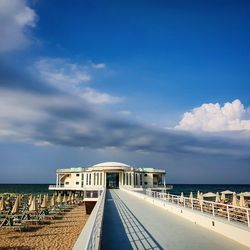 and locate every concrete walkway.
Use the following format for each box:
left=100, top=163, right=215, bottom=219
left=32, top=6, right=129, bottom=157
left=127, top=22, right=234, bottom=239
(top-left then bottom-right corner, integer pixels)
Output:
left=101, top=189, right=249, bottom=250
